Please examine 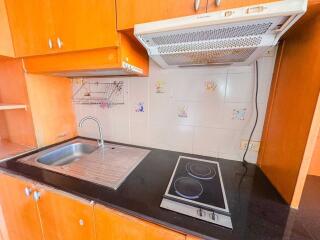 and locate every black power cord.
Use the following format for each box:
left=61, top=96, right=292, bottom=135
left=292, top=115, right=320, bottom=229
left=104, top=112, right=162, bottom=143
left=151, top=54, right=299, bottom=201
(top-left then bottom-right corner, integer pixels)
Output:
left=242, top=61, right=259, bottom=166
